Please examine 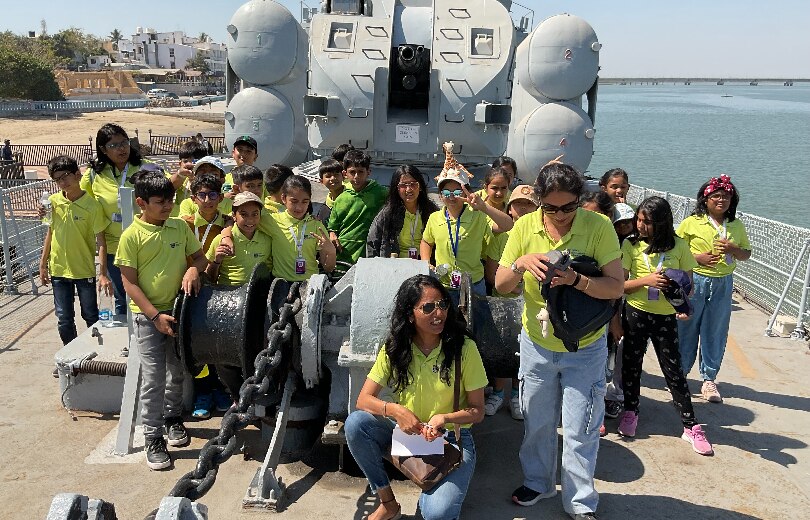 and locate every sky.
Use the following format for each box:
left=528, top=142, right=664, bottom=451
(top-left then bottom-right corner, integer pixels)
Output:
left=2, top=0, right=808, bottom=78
